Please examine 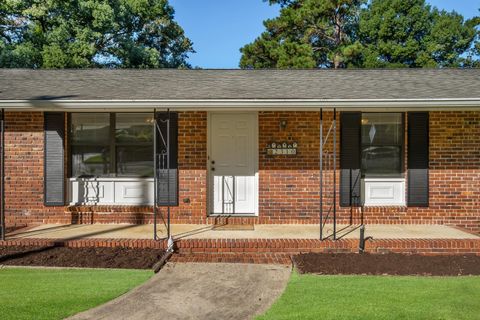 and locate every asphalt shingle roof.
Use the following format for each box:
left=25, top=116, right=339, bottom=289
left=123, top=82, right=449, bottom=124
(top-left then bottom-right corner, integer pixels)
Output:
left=0, top=68, right=479, bottom=101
